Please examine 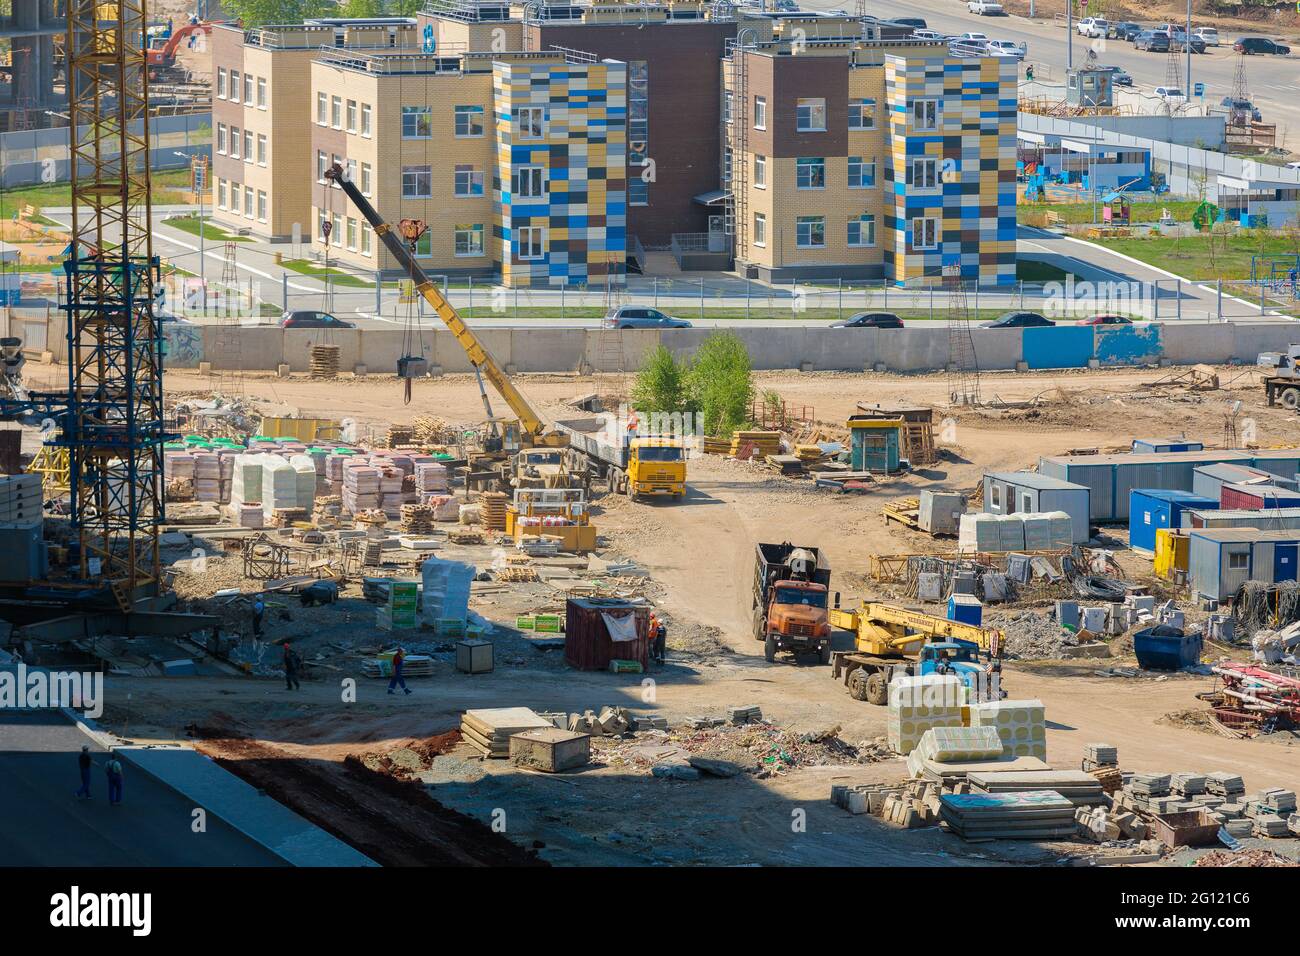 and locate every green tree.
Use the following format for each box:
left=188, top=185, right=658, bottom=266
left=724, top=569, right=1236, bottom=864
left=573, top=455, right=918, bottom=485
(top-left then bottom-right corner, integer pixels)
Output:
left=630, top=345, right=693, bottom=418
left=222, top=0, right=331, bottom=29
left=686, top=331, right=754, bottom=437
